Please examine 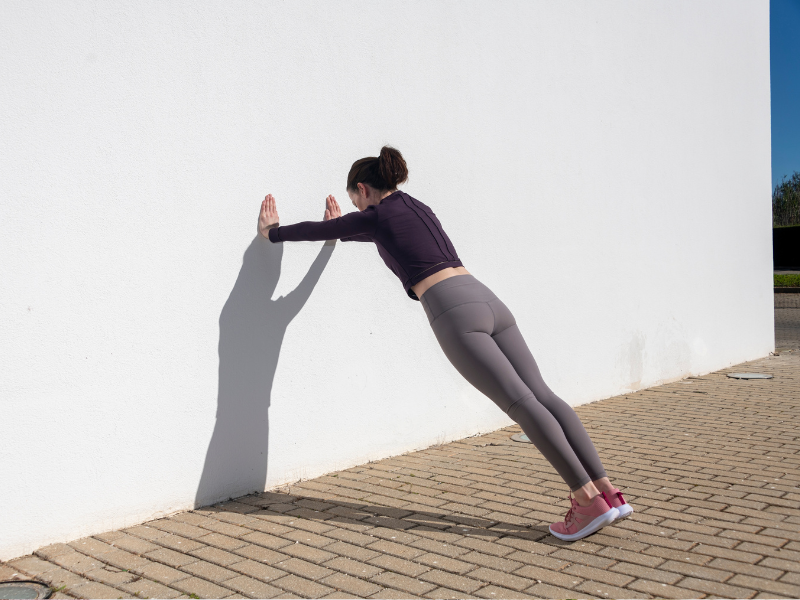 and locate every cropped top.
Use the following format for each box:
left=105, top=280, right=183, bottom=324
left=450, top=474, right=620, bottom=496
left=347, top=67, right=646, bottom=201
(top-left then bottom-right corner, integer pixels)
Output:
left=267, top=190, right=463, bottom=300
